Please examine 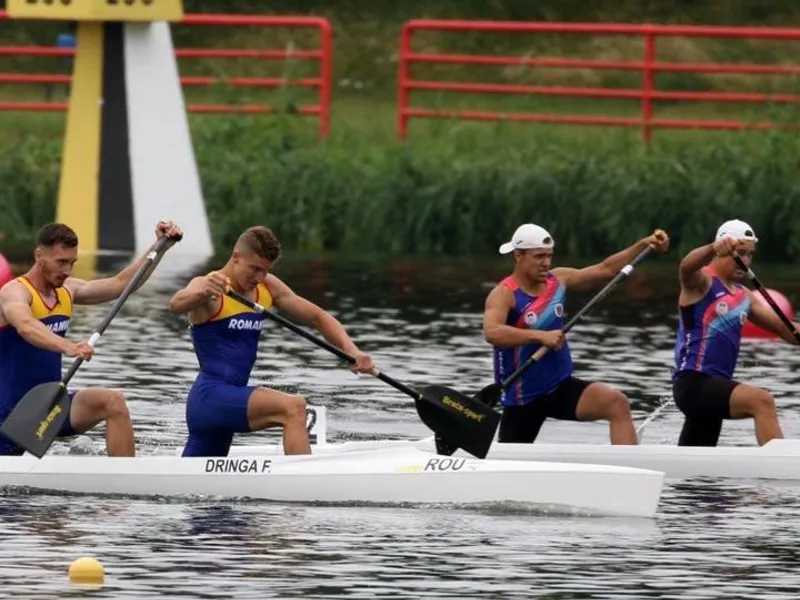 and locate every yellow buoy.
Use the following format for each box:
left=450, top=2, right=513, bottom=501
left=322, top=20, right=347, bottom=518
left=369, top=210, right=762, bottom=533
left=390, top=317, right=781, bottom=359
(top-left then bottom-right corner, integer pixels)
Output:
left=68, top=556, right=105, bottom=585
